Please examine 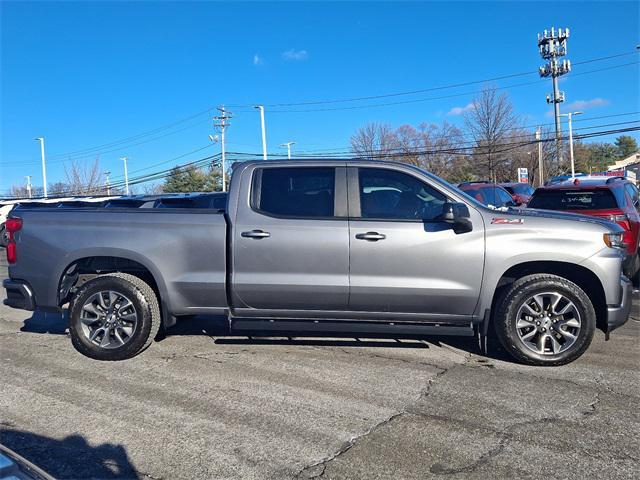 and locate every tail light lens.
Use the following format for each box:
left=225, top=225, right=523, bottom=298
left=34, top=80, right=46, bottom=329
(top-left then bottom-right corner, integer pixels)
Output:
left=5, top=217, right=22, bottom=264
left=5, top=218, right=22, bottom=233
left=607, top=214, right=628, bottom=223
